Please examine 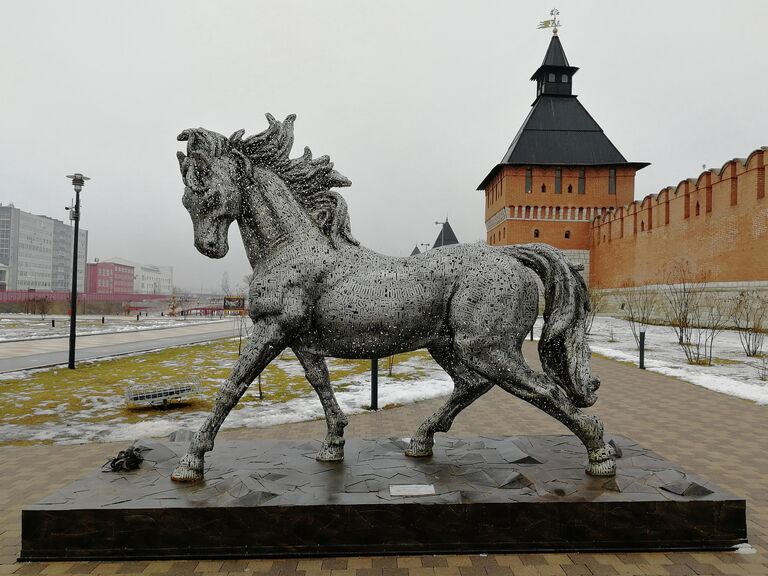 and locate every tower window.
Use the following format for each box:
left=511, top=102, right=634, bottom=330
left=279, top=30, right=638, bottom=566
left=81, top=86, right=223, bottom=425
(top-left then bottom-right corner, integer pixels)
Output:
left=533, top=228, right=540, bottom=238
left=548, top=73, right=556, bottom=82
left=578, top=168, right=585, bottom=194
left=695, top=201, right=700, bottom=216
left=609, top=168, right=616, bottom=194
left=525, top=168, right=532, bottom=193
left=568, top=184, right=573, bottom=193
left=561, top=74, right=569, bottom=83
left=564, top=230, right=571, bottom=239
left=541, top=184, right=546, bottom=193
left=555, top=168, right=562, bottom=194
